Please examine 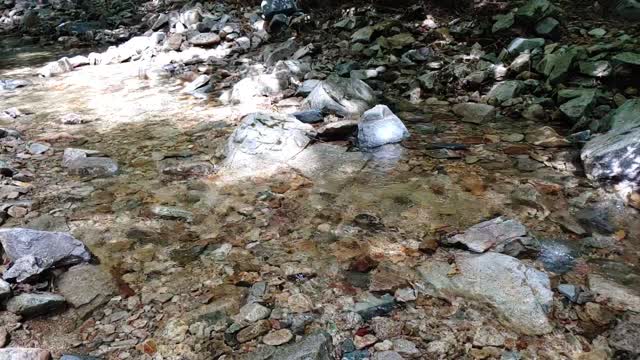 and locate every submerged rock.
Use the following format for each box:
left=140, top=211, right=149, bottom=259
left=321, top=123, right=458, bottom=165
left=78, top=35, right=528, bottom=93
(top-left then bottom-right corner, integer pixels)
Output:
left=224, top=112, right=316, bottom=171
left=0, top=228, right=92, bottom=282
left=357, top=105, right=409, bottom=149
left=6, top=292, right=66, bottom=317
left=56, top=264, right=116, bottom=318
left=418, top=252, right=553, bottom=335
left=302, top=75, right=376, bottom=117
left=62, top=148, right=119, bottom=177
left=443, top=217, right=534, bottom=255
left=452, top=103, right=496, bottom=124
